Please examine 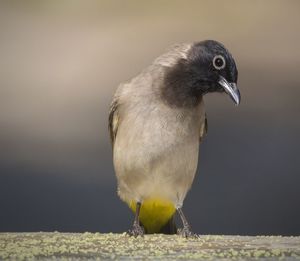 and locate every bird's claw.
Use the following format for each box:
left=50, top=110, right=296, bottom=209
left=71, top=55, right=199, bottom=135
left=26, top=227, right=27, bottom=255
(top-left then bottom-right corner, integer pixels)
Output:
left=177, top=227, right=199, bottom=238
left=127, top=223, right=145, bottom=237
